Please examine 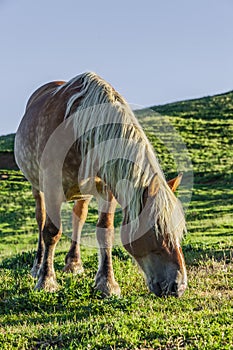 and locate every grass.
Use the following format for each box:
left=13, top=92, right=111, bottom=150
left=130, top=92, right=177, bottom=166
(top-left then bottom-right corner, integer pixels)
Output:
left=0, top=91, right=233, bottom=349
left=0, top=133, right=15, bottom=152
